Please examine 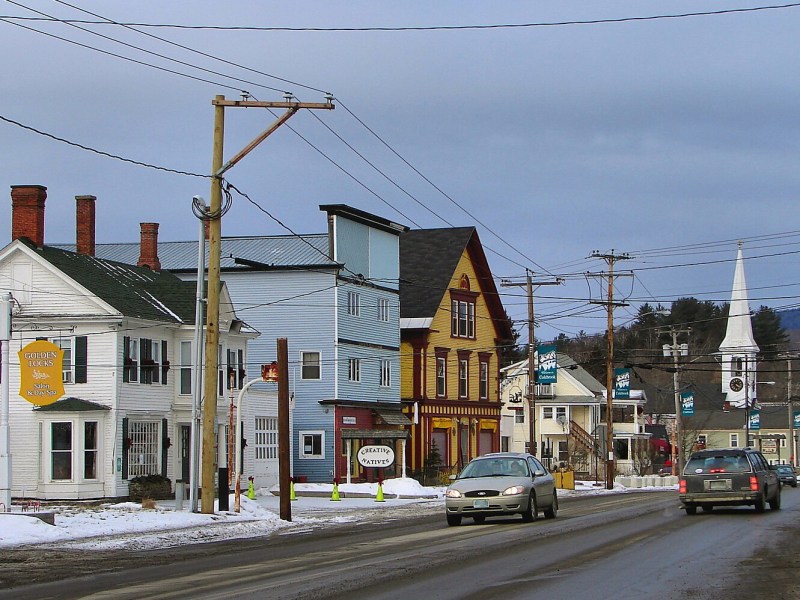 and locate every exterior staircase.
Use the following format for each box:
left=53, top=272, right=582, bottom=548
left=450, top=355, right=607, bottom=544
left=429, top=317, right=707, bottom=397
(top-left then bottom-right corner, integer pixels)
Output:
left=569, top=420, right=603, bottom=477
